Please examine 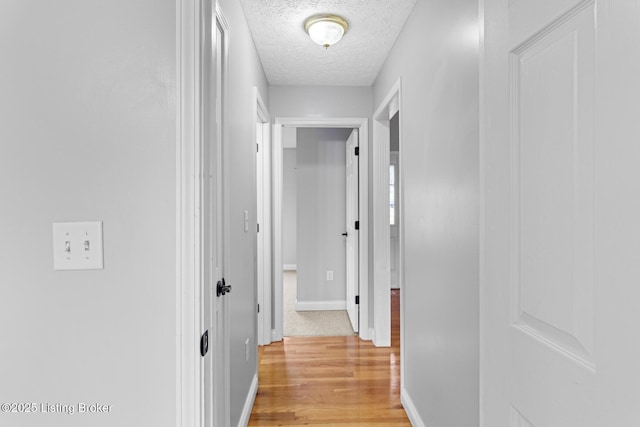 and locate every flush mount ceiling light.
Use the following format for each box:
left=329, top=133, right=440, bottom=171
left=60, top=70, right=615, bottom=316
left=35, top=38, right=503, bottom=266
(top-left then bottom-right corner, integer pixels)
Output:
left=304, top=14, right=349, bottom=49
